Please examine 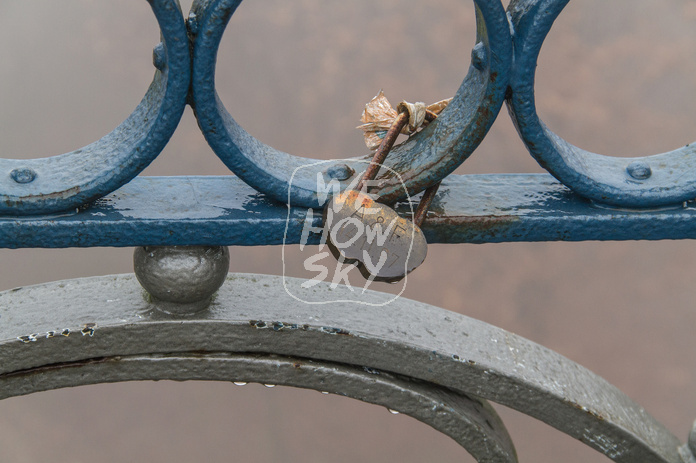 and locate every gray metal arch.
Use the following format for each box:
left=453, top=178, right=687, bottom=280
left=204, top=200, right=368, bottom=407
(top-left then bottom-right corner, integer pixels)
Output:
left=0, top=274, right=686, bottom=462
left=1, top=352, right=516, bottom=463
